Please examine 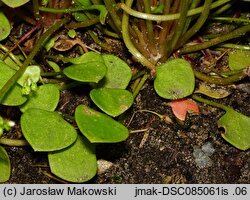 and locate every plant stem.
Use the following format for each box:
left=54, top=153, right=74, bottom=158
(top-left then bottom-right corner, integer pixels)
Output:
left=0, top=17, right=71, bottom=103
left=176, top=0, right=212, bottom=49
left=104, top=0, right=122, bottom=32
left=142, top=0, right=157, bottom=56
left=87, top=30, right=112, bottom=50
left=166, top=0, right=190, bottom=58
left=211, top=17, right=250, bottom=24
left=218, top=43, right=250, bottom=50
left=32, top=0, right=40, bottom=20
left=0, top=44, right=23, bottom=68
left=193, top=69, right=247, bottom=85
left=4, top=21, right=43, bottom=59
left=66, top=17, right=100, bottom=28
left=180, top=24, right=250, bottom=54
left=132, top=73, right=149, bottom=98
left=192, top=94, right=228, bottom=110
left=0, top=138, right=29, bottom=146
left=120, top=0, right=231, bottom=21
left=122, top=0, right=155, bottom=71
